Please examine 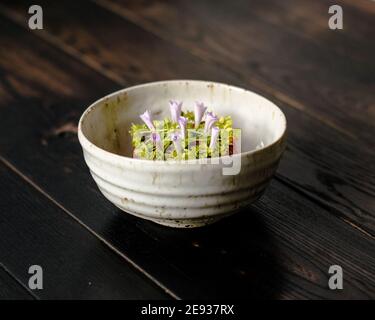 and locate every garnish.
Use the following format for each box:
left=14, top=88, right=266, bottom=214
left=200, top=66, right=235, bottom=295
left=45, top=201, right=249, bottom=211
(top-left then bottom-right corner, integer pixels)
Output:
left=130, top=101, right=239, bottom=160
